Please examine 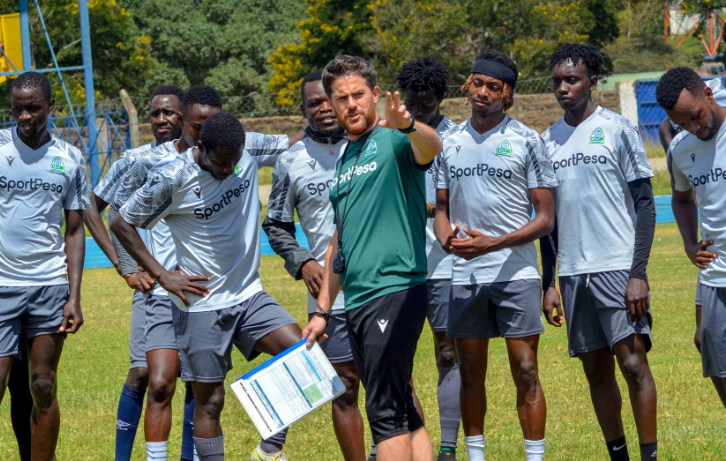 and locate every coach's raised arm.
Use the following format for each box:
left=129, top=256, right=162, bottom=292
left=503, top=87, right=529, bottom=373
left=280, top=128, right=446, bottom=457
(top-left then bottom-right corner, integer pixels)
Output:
left=379, top=90, right=442, bottom=166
